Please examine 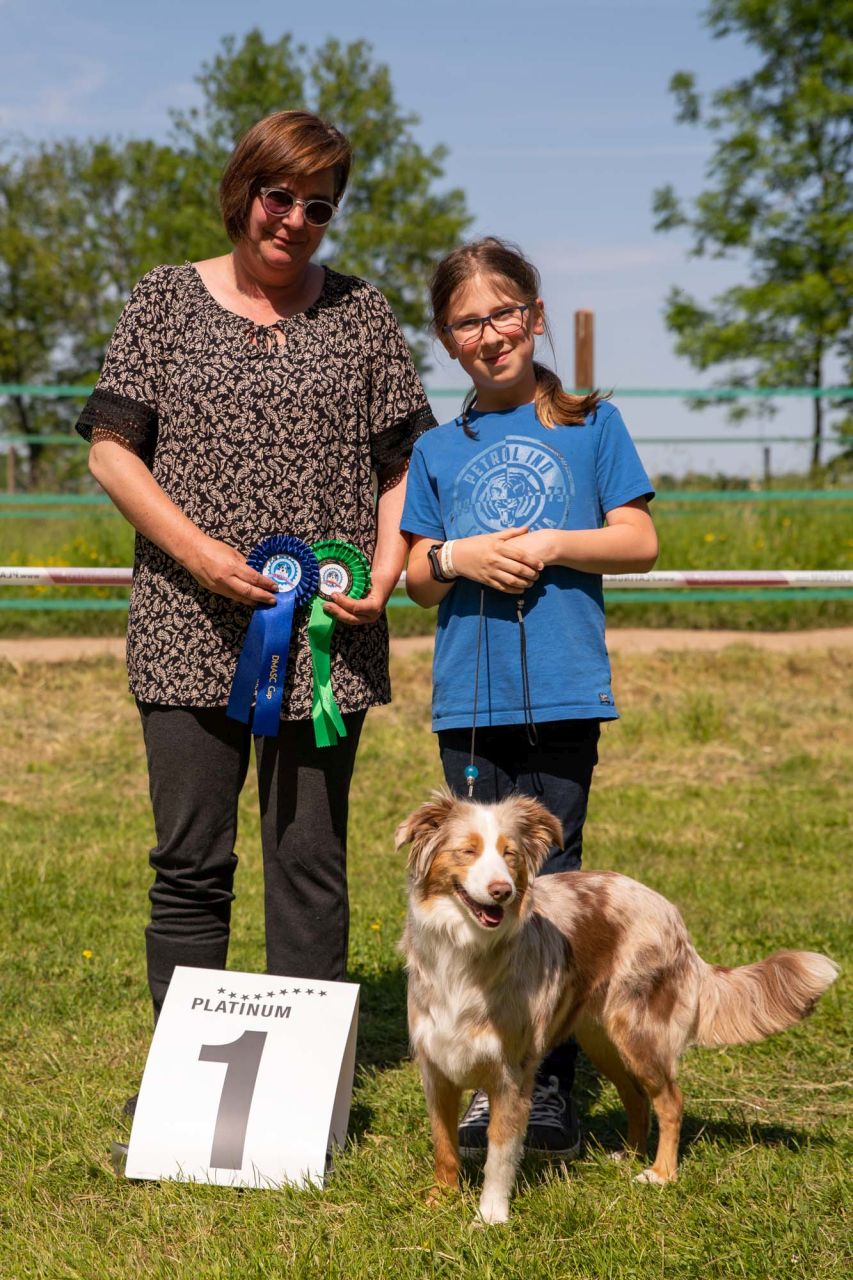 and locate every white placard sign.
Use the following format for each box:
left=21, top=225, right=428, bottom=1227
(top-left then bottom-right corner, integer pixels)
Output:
left=125, top=966, right=359, bottom=1188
